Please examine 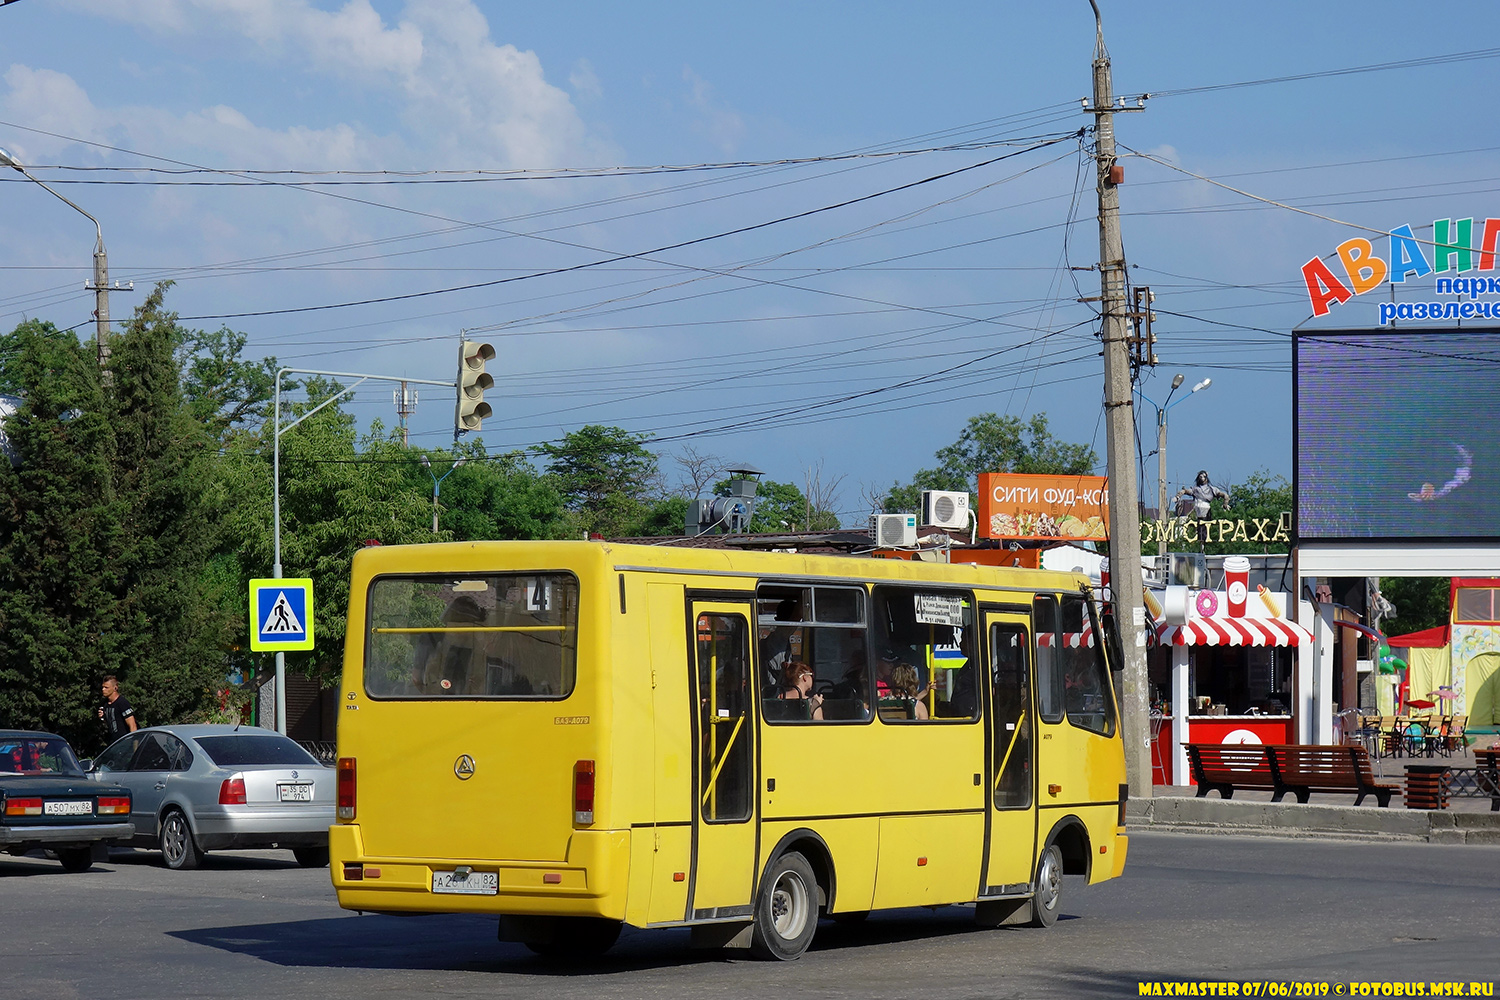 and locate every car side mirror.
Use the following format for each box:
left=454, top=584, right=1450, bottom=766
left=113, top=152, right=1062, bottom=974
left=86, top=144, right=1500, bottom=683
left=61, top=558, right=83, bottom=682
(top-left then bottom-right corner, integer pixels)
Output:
left=79, top=759, right=95, bottom=772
